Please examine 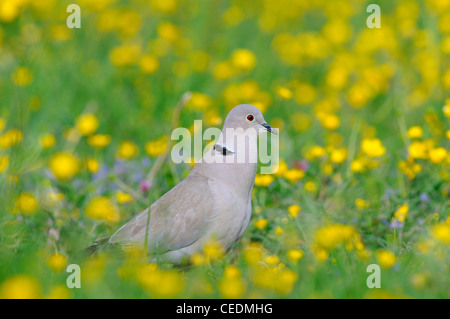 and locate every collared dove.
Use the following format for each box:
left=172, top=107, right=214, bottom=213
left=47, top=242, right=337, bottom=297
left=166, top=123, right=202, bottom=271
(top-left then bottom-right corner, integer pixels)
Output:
left=92, top=104, right=277, bottom=264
